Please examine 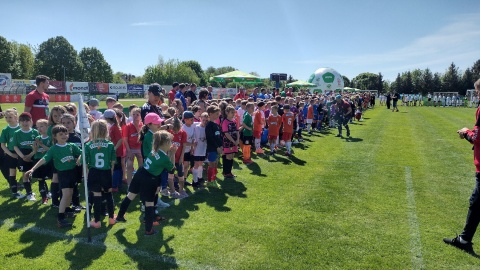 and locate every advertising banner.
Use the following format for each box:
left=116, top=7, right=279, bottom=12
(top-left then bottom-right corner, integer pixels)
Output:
left=50, top=94, right=71, bottom=102
left=127, top=84, right=144, bottom=94
left=109, top=83, right=127, bottom=94
left=48, top=80, right=65, bottom=93
left=66, top=82, right=89, bottom=93
left=0, top=73, right=12, bottom=86
left=0, top=94, right=22, bottom=103
left=96, top=83, right=109, bottom=94
left=11, top=79, right=32, bottom=87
